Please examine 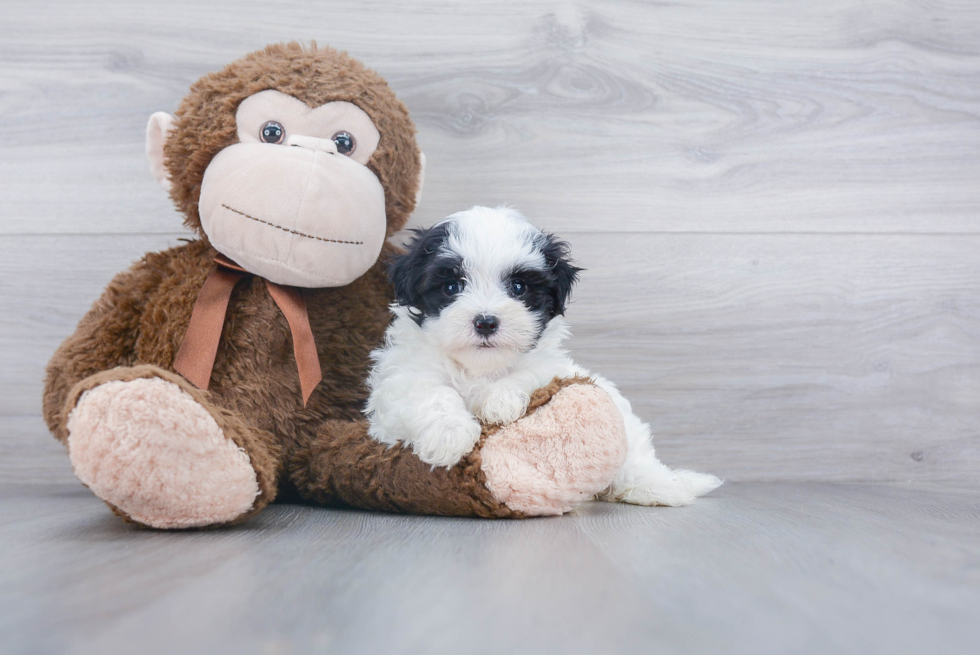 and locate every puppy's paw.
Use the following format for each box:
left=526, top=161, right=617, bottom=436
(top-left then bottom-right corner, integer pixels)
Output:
left=476, top=385, right=530, bottom=425
left=411, top=413, right=483, bottom=469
